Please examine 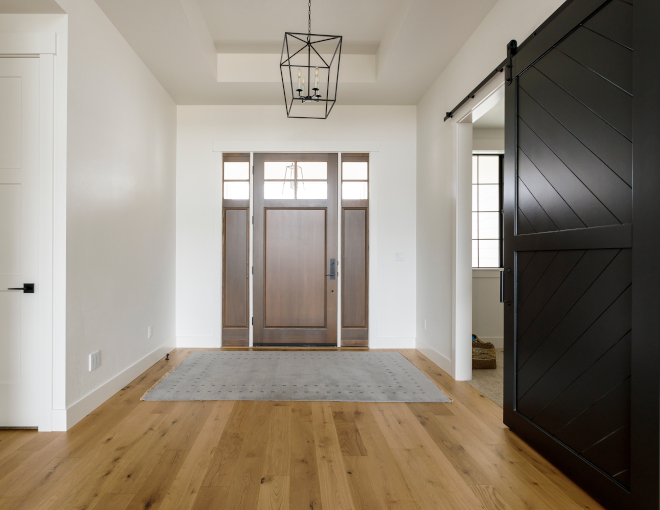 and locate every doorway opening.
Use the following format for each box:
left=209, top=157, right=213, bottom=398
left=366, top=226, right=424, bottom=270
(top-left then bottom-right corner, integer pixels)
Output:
left=221, top=152, right=372, bottom=348
left=469, top=102, right=505, bottom=407
left=448, top=71, right=504, bottom=391
left=253, top=153, right=339, bottom=346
